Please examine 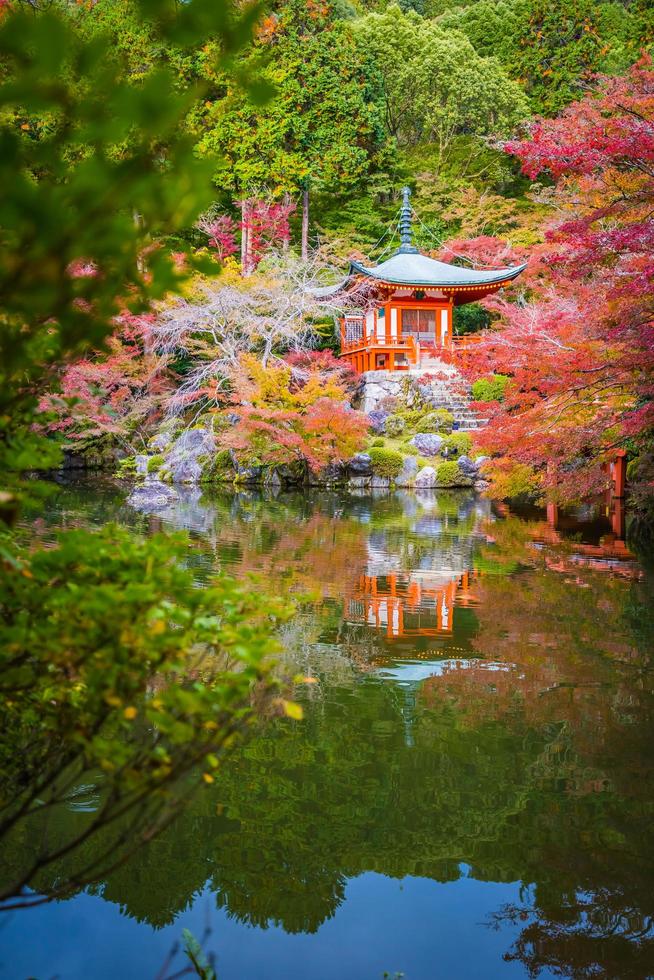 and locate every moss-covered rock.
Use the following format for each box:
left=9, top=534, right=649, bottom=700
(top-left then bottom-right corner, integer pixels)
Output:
left=200, top=449, right=235, bottom=484
left=384, top=414, right=406, bottom=438
left=274, top=460, right=308, bottom=485
left=415, top=409, right=454, bottom=434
